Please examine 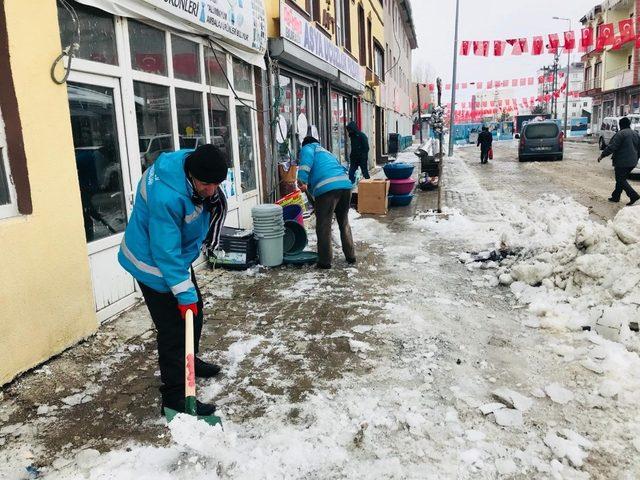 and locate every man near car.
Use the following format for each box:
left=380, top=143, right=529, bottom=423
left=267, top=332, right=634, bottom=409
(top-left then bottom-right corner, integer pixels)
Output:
left=598, top=117, right=640, bottom=206
left=346, top=121, right=371, bottom=184
left=477, top=126, right=493, bottom=164
left=118, top=144, right=228, bottom=416
left=298, top=134, right=356, bottom=269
